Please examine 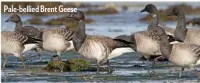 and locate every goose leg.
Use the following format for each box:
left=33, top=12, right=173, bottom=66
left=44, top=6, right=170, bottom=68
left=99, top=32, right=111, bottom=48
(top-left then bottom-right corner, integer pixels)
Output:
left=142, top=55, right=150, bottom=64
left=20, top=53, right=26, bottom=69
left=57, top=52, right=62, bottom=61
left=179, top=67, right=184, bottom=77
left=193, top=66, right=200, bottom=78
left=107, top=60, right=112, bottom=74
left=35, top=48, right=42, bottom=61
left=51, top=55, right=58, bottom=61
left=96, top=61, right=100, bottom=74
left=139, top=56, right=148, bottom=61
left=3, top=54, right=8, bottom=69
left=107, top=60, right=110, bottom=67
left=50, top=52, right=61, bottom=61
left=152, top=55, right=165, bottom=68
